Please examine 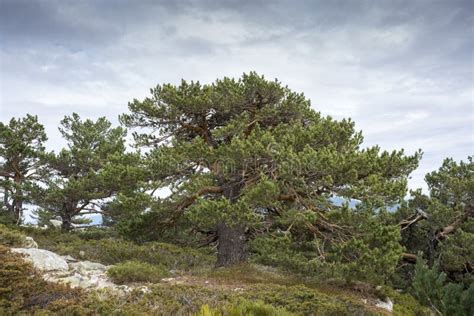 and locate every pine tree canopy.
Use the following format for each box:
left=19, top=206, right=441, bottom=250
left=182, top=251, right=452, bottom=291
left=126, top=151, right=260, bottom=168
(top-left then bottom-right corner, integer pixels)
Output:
left=121, top=72, right=422, bottom=266
left=0, top=115, right=47, bottom=224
